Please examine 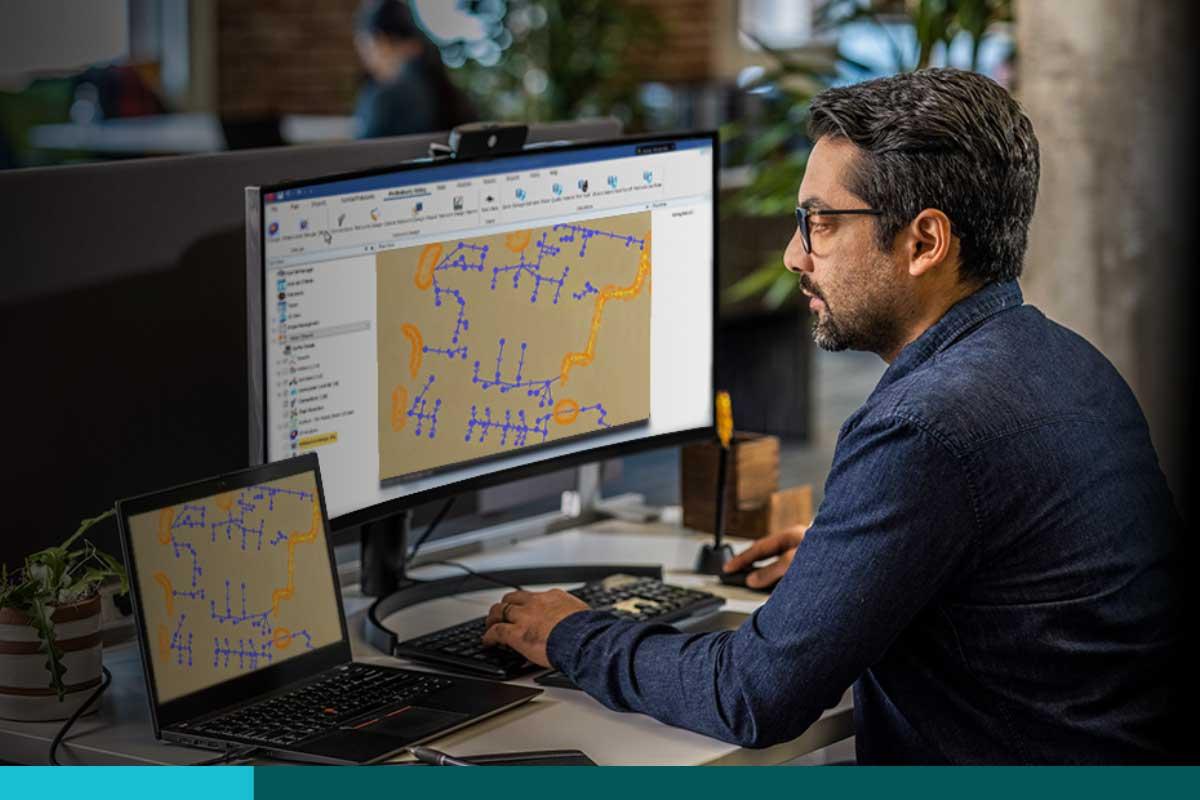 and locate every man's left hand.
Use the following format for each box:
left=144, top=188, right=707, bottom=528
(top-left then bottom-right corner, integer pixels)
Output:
left=482, top=589, right=590, bottom=668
